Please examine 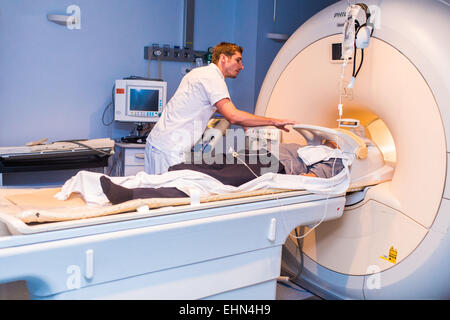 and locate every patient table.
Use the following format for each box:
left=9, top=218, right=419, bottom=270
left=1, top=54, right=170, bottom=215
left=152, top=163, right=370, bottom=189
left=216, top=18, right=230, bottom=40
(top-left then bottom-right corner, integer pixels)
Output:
left=0, top=125, right=388, bottom=299
left=0, top=188, right=344, bottom=299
